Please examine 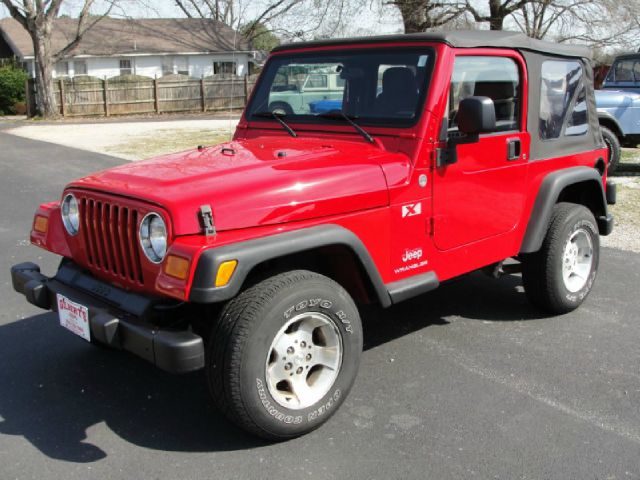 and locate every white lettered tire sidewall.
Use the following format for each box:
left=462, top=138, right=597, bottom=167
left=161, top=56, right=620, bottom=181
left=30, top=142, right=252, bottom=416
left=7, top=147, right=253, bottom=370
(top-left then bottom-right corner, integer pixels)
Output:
left=552, top=214, right=599, bottom=308
left=239, top=276, right=362, bottom=438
